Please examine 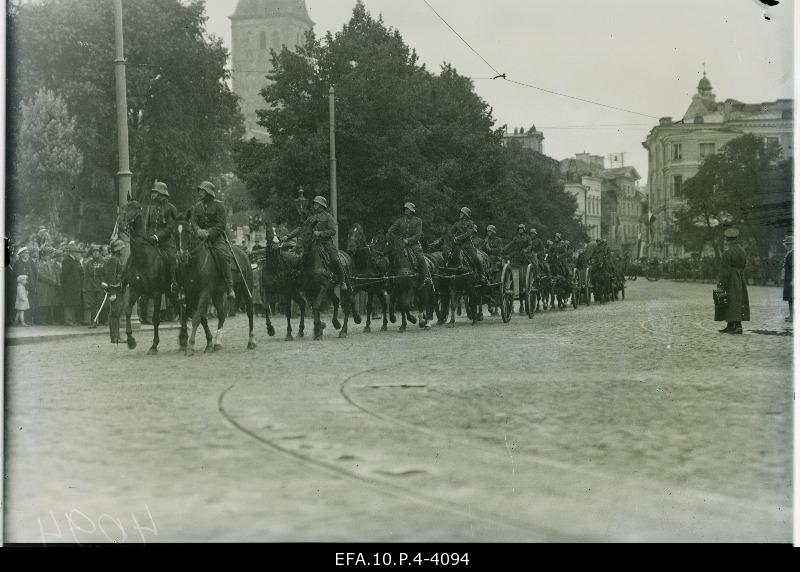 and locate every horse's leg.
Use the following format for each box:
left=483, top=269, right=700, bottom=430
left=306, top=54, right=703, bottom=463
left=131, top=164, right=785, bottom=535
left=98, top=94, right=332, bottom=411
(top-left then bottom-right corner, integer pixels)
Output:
left=295, top=293, right=306, bottom=338
left=187, top=290, right=208, bottom=357
left=212, top=290, right=226, bottom=352
left=284, top=293, right=294, bottom=341
left=388, top=287, right=396, bottom=323
left=265, top=292, right=276, bottom=337
left=312, top=284, right=328, bottom=340
left=339, top=287, right=349, bottom=339
left=246, top=289, right=256, bottom=350
left=447, top=288, right=456, bottom=328
left=364, top=290, right=372, bottom=333
left=147, top=293, right=161, bottom=355
left=330, top=288, right=342, bottom=330
left=125, top=289, right=139, bottom=350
